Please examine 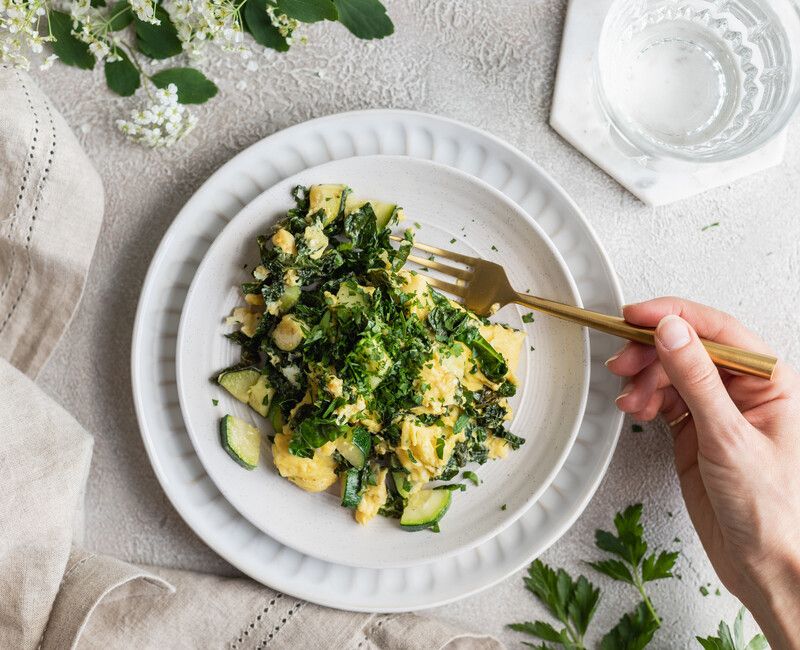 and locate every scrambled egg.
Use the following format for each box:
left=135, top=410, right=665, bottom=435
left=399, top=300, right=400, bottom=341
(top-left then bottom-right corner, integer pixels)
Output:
left=303, top=224, right=329, bottom=259
left=355, top=469, right=388, bottom=524
left=414, top=347, right=463, bottom=414
left=398, top=270, right=434, bottom=319
left=272, top=432, right=338, bottom=492
left=486, top=435, right=511, bottom=459
left=272, top=228, right=296, bottom=255
left=480, top=324, right=526, bottom=385
left=227, top=306, right=261, bottom=338
left=395, top=417, right=466, bottom=484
